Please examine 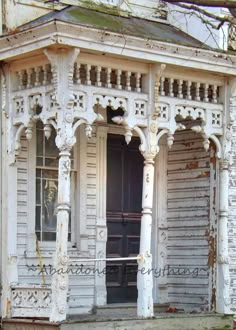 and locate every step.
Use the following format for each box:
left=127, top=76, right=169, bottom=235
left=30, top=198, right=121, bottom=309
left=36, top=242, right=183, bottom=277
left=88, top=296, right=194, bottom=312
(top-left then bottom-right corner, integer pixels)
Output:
left=3, top=314, right=233, bottom=330
left=95, top=303, right=169, bottom=317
